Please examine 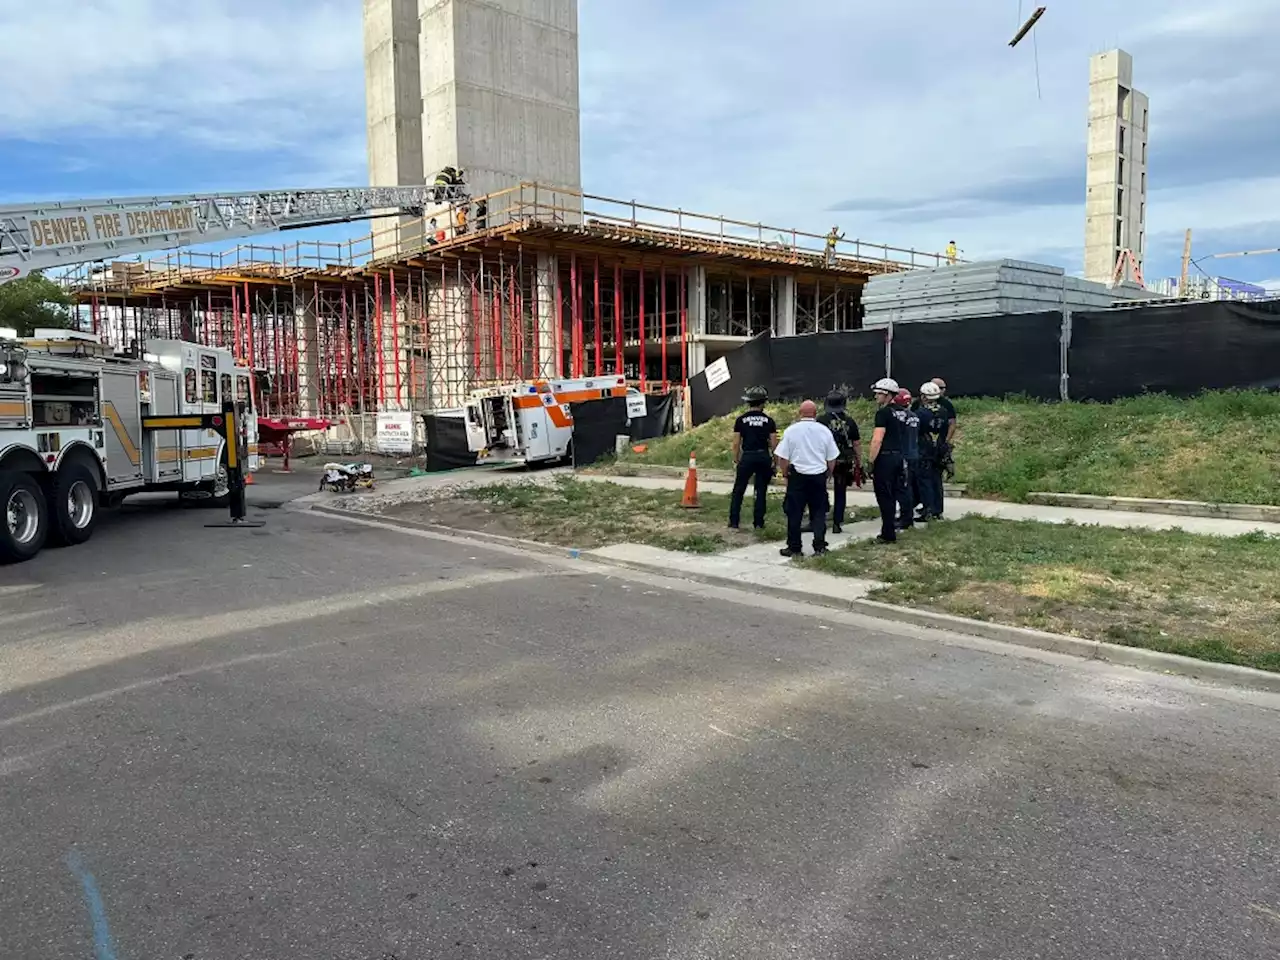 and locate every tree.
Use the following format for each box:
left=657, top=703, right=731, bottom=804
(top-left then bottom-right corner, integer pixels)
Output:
left=0, top=273, right=74, bottom=337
